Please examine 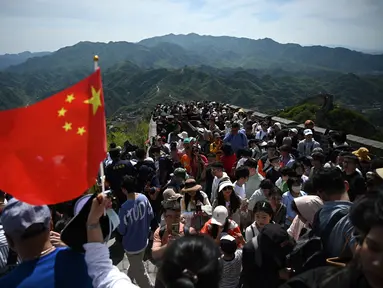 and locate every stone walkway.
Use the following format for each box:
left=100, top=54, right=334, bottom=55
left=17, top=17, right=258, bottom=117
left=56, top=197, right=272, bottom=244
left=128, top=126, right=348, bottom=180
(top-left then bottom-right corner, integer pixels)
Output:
left=108, top=238, right=158, bottom=284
